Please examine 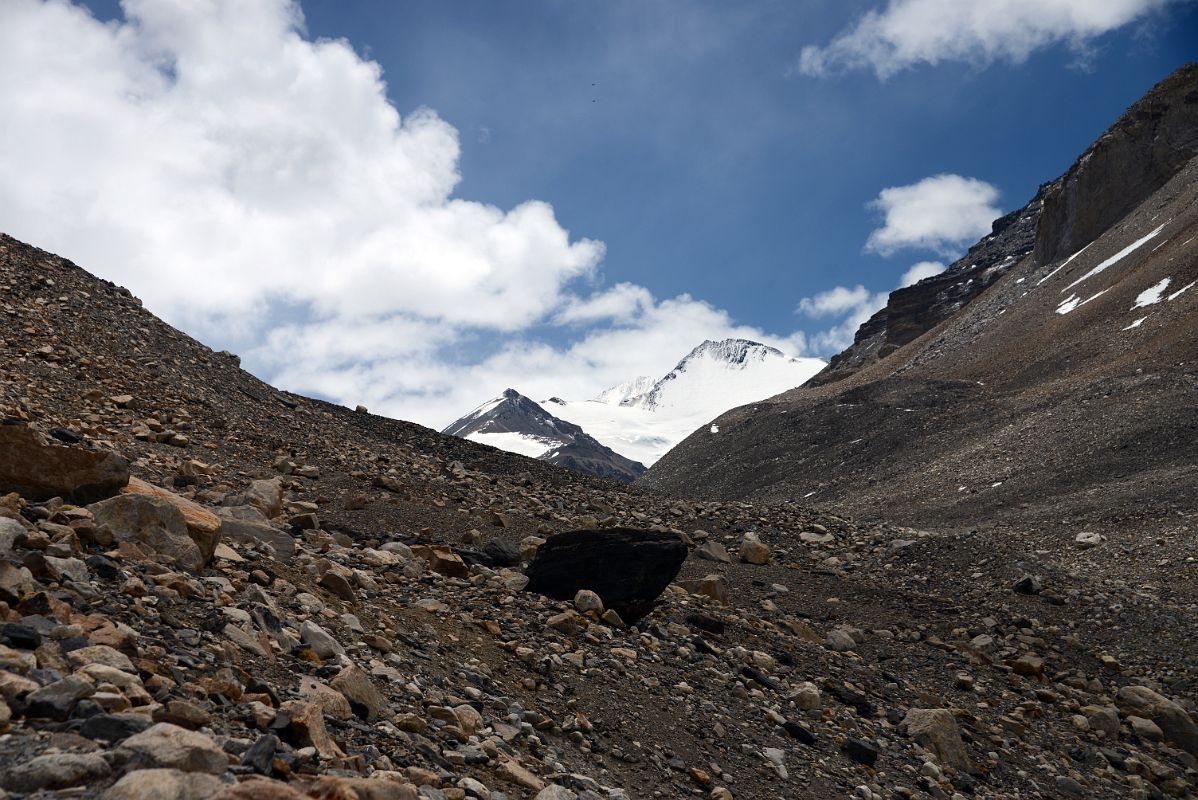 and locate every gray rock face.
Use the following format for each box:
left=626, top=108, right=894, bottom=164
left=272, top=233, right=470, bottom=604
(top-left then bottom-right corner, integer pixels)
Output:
left=0, top=424, right=129, bottom=503
left=1035, top=64, right=1198, bottom=266
left=1, top=752, right=111, bottom=792
left=115, top=722, right=229, bottom=774
left=902, top=708, right=972, bottom=772
left=90, top=493, right=204, bottom=571
left=216, top=507, right=296, bottom=558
